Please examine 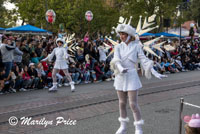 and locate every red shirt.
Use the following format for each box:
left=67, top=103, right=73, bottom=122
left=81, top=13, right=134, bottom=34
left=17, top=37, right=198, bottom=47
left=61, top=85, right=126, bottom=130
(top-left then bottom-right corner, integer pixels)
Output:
left=42, top=61, right=48, bottom=71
